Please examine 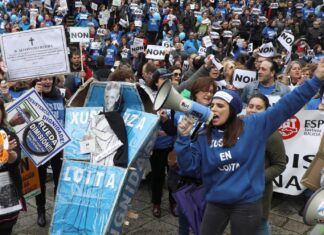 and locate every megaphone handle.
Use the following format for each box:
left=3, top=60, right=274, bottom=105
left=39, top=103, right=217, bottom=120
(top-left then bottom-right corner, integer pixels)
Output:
left=191, top=122, right=203, bottom=141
